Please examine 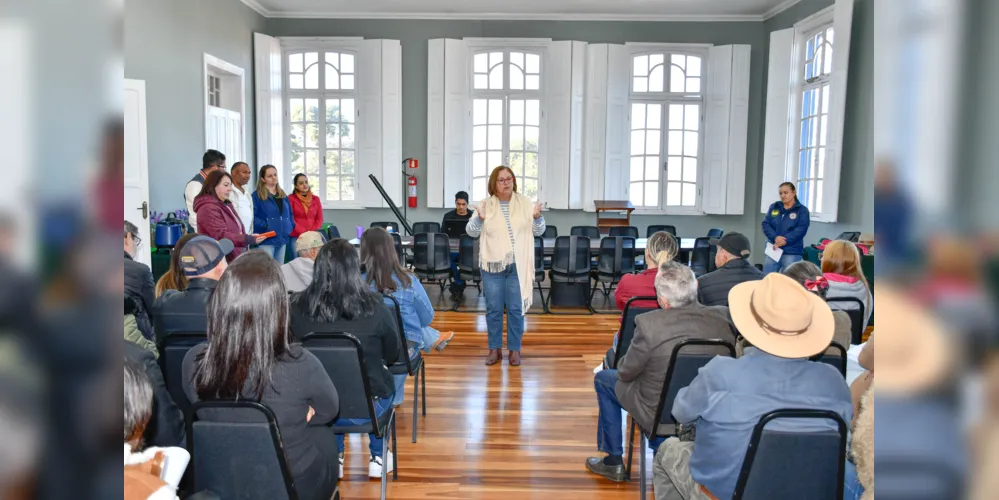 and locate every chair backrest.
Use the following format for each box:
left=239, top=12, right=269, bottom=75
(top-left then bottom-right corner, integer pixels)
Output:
left=457, top=234, right=480, bottom=273
left=596, top=236, right=636, bottom=276
left=609, top=226, right=639, bottom=238
left=825, top=297, right=866, bottom=344
left=542, top=225, right=558, bottom=239
left=551, top=236, right=591, bottom=276
left=159, top=332, right=208, bottom=416
left=387, top=232, right=404, bottom=264
left=534, top=236, right=544, bottom=277
left=689, top=237, right=712, bottom=276
left=613, top=297, right=658, bottom=368
left=570, top=225, right=601, bottom=239
left=650, top=339, right=736, bottom=435
left=325, top=225, right=340, bottom=240
left=412, top=222, right=440, bottom=235
left=413, top=233, right=451, bottom=273
left=809, top=341, right=847, bottom=377
left=707, top=228, right=724, bottom=238
left=301, top=332, right=381, bottom=423
left=647, top=225, right=677, bottom=237
left=187, top=401, right=297, bottom=500
left=371, top=221, right=400, bottom=233
left=733, top=409, right=849, bottom=500
left=834, top=231, right=861, bottom=243
left=382, top=295, right=415, bottom=375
